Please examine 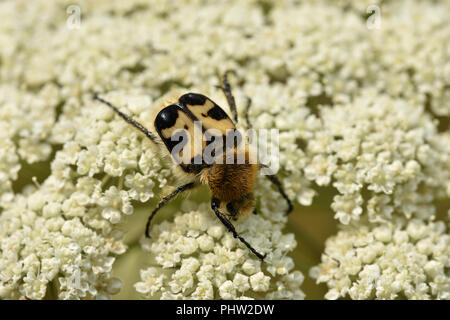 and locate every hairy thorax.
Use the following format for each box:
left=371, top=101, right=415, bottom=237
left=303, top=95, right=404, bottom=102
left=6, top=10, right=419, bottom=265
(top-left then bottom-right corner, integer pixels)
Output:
left=202, top=163, right=258, bottom=203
